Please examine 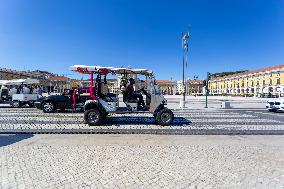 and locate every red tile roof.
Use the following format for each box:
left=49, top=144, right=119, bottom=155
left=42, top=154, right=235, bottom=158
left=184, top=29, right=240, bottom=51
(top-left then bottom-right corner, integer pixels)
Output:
left=156, top=80, right=172, bottom=83
left=50, top=76, right=70, bottom=81
left=188, top=80, right=203, bottom=84
left=0, top=68, right=17, bottom=72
